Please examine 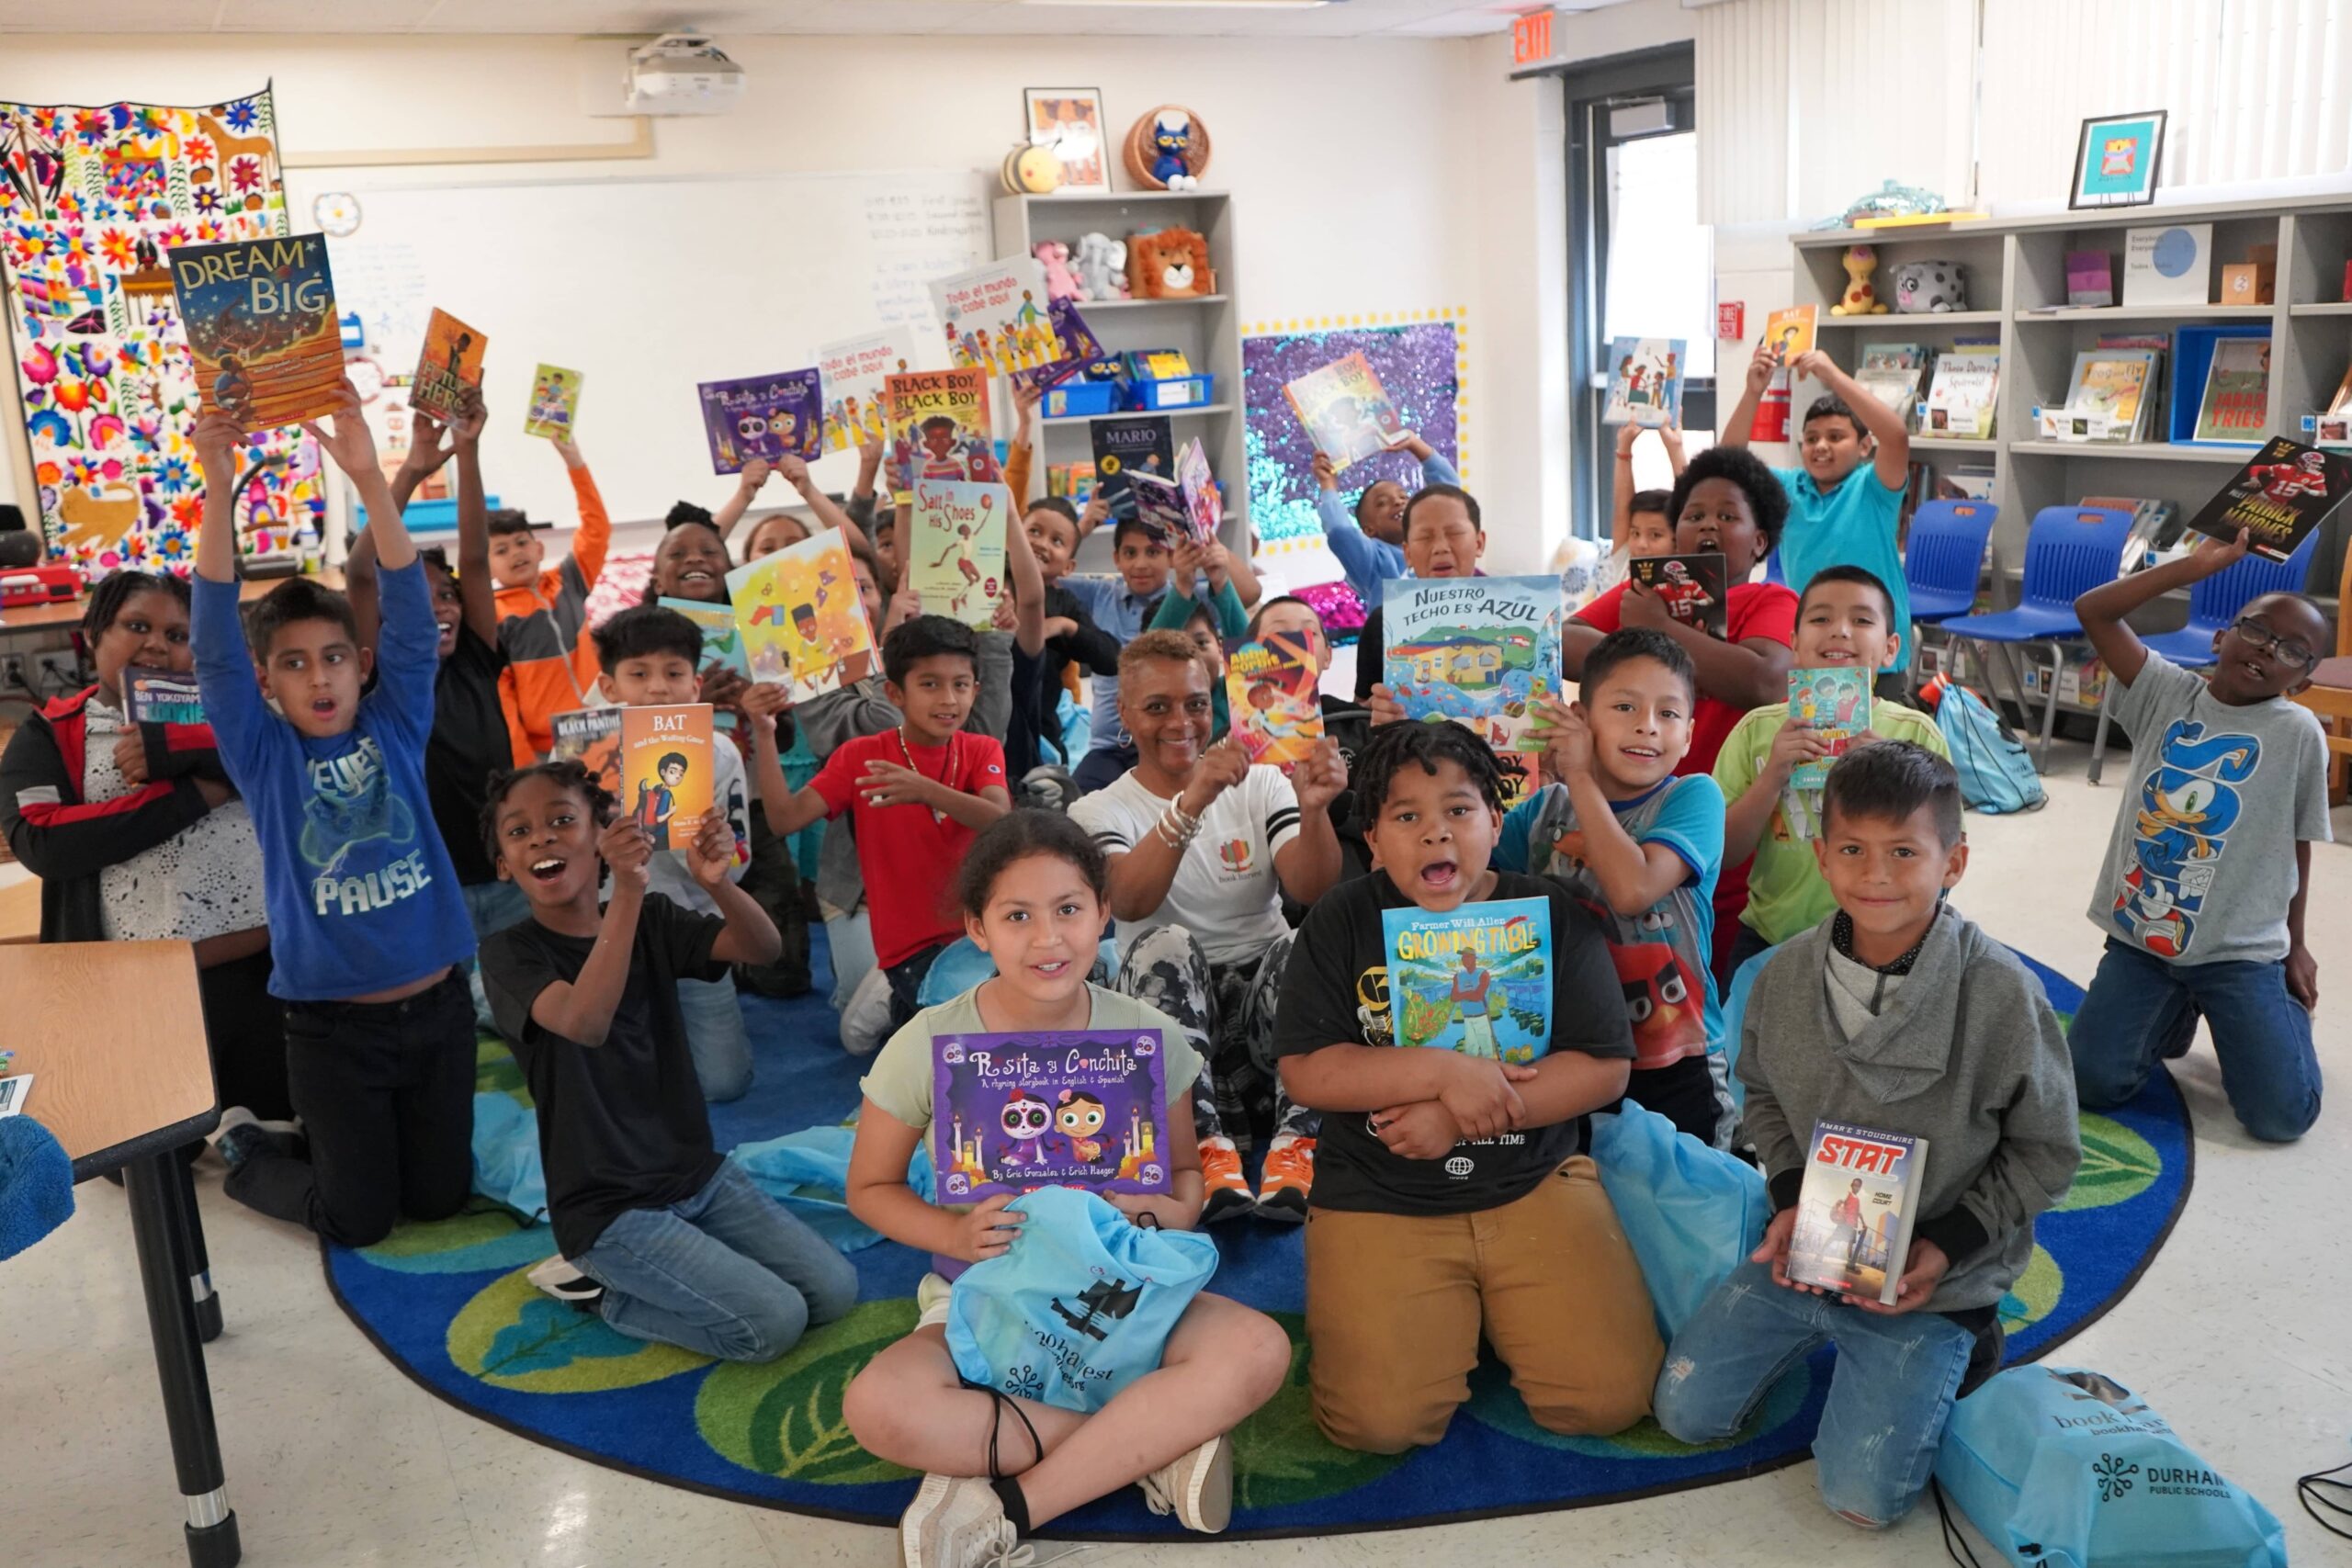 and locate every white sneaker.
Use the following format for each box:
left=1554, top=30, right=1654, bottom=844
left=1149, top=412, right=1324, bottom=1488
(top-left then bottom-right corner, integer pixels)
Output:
left=1139, top=1431, right=1233, bottom=1534
left=899, top=1473, right=1029, bottom=1568
left=526, top=1254, right=604, bottom=1311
